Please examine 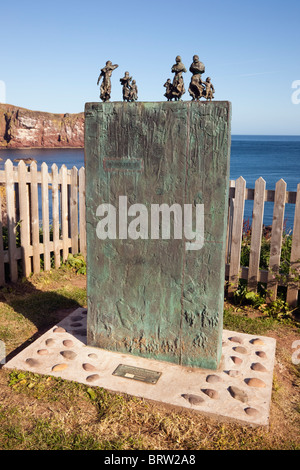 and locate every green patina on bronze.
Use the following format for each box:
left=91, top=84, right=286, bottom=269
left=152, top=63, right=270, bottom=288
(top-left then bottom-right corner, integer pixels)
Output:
left=85, top=101, right=231, bottom=370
